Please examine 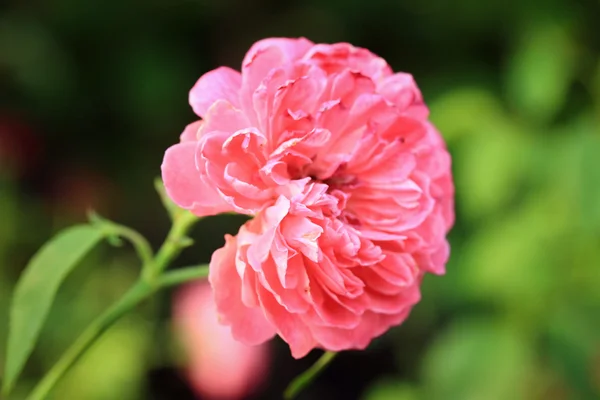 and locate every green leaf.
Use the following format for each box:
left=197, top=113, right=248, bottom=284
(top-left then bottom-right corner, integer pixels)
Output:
left=3, top=225, right=104, bottom=395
